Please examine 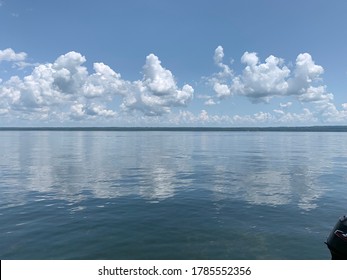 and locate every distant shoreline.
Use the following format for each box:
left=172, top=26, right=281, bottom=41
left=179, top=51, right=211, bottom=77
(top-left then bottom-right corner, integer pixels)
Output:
left=1, top=126, right=347, bottom=132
